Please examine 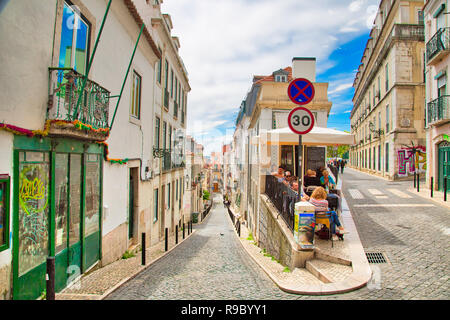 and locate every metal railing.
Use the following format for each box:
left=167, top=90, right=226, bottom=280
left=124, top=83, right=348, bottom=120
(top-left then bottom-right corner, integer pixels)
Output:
left=47, top=68, right=110, bottom=129
left=161, top=150, right=185, bottom=171
left=427, top=27, right=450, bottom=63
left=264, top=175, right=297, bottom=232
left=427, top=95, right=450, bottom=125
